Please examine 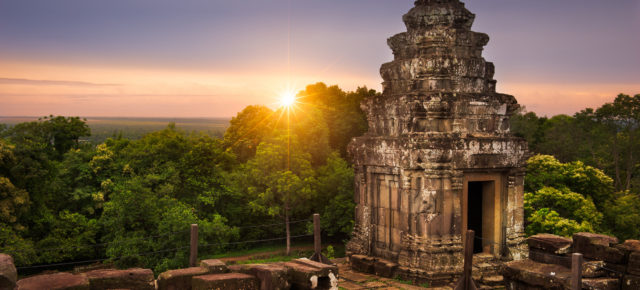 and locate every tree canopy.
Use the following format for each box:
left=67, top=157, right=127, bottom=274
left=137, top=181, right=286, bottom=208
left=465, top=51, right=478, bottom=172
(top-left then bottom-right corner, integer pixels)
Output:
left=0, top=83, right=371, bottom=272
